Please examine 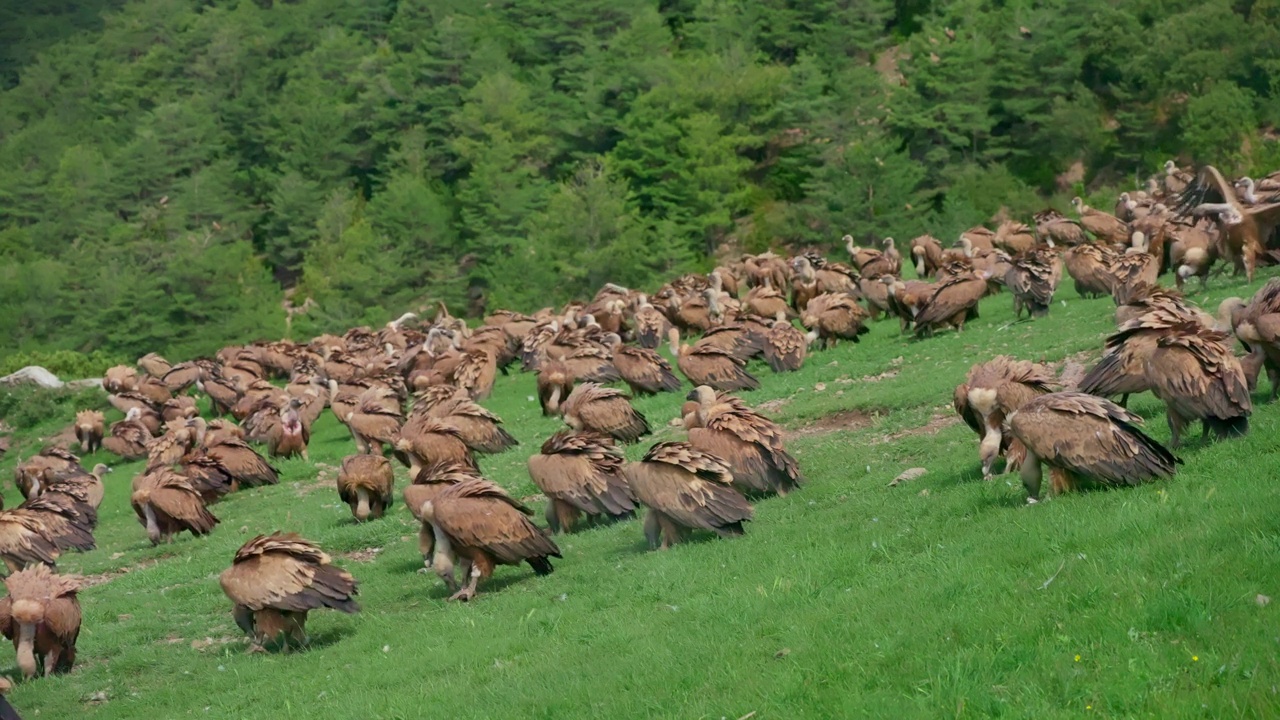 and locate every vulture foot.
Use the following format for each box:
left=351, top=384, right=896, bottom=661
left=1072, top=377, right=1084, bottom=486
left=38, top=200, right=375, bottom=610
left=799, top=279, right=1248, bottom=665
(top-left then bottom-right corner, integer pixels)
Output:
left=447, top=587, right=476, bottom=602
